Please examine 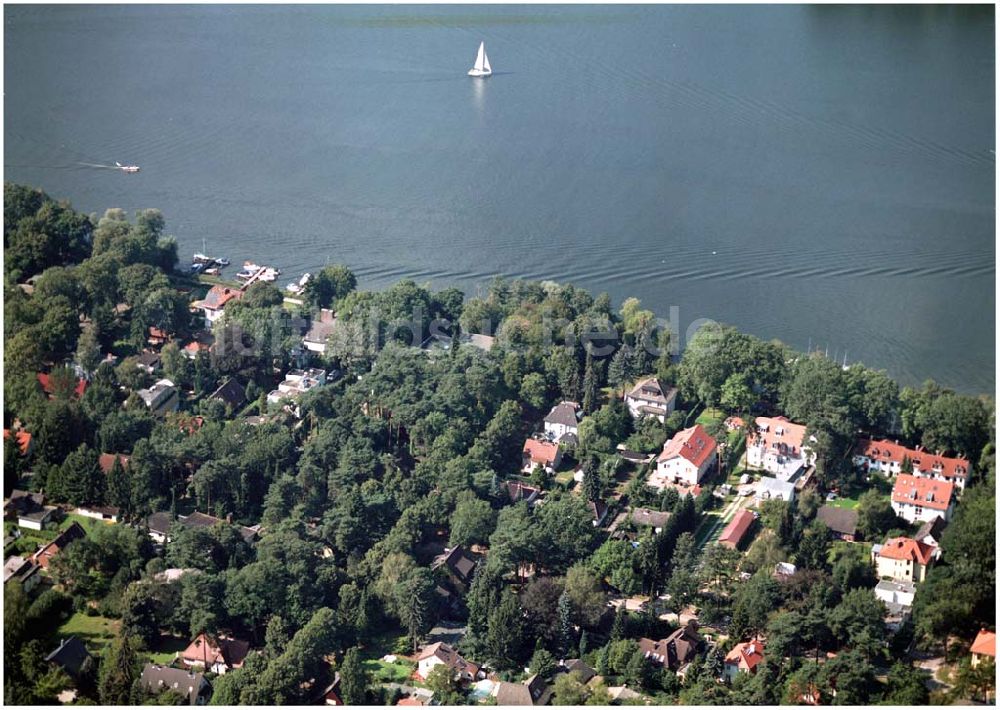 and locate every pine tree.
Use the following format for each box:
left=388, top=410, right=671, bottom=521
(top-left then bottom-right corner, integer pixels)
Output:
left=607, top=346, right=634, bottom=398
left=339, top=647, right=367, bottom=705
left=99, top=632, right=142, bottom=705
left=582, top=457, right=602, bottom=503
left=107, top=457, right=131, bottom=518
left=610, top=605, right=627, bottom=641
left=632, top=327, right=655, bottom=376
left=487, top=592, right=527, bottom=670
left=705, top=645, right=725, bottom=680
left=578, top=629, right=589, bottom=658
left=558, top=591, right=575, bottom=658
left=582, top=352, right=602, bottom=415
left=778, top=502, right=796, bottom=548
left=4, top=437, right=22, bottom=497
left=660, top=487, right=680, bottom=512
left=57, top=445, right=105, bottom=506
